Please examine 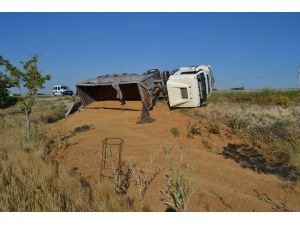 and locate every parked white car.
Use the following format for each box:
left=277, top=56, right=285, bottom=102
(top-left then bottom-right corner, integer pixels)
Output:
left=52, top=85, right=74, bottom=96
